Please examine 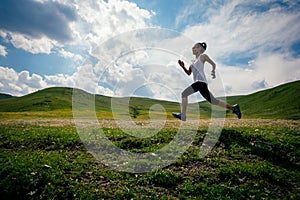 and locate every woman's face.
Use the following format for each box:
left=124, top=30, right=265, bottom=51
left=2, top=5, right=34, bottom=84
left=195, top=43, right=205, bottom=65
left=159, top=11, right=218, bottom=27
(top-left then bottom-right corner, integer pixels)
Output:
left=192, top=44, right=201, bottom=55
